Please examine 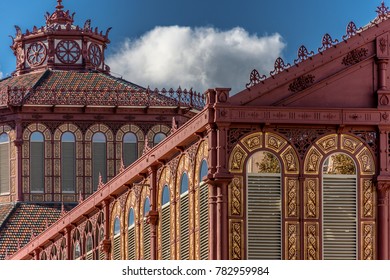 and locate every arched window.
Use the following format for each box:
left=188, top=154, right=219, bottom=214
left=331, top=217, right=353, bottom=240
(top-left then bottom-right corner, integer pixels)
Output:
left=199, top=160, right=209, bottom=260
left=113, top=217, right=121, bottom=260
left=322, top=153, right=357, bottom=260
left=98, top=226, right=105, bottom=260
left=161, top=185, right=170, bottom=260
left=73, top=229, right=81, bottom=260
left=246, top=151, right=282, bottom=260
left=179, top=173, right=189, bottom=259
left=123, top=133, right=137, bottom=167
left=51, top=246, right=58, bottom=260
left=153, top=133, right=166, bottom=146
left=30, top=132, right=44, bottom=192
left=143, top=198, right=151, bottom=260
left=92, top=132, right=107, bottom=191
left=0, top=133, right=10, bottom=195
left=60, top=239, right=66, bottom=260
left=86, top=235, right=93, bottom=260
left=61, top=132, right=76, bottom=193
left=40, top=252, right=47, bottom=260
left=128, top=208, right=136, bottom=260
